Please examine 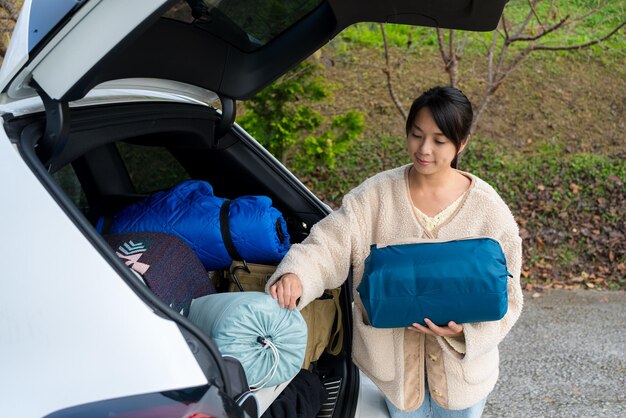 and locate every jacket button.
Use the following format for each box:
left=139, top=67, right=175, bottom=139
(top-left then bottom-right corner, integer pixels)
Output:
left=429, top=354, right=438, bottom=361
left=433, top=389, right=442, bottom=396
